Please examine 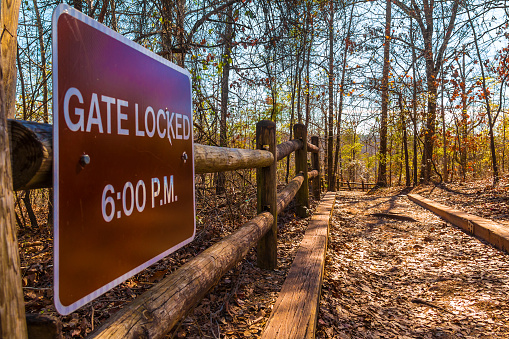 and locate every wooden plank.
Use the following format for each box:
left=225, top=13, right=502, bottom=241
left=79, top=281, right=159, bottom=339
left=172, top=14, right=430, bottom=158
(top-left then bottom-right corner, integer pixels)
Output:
left=261, top=192, right=336, bottom=339
left=408, top=193, right=509, bottom=253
